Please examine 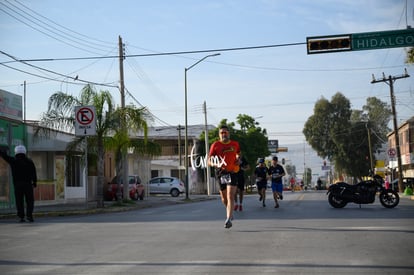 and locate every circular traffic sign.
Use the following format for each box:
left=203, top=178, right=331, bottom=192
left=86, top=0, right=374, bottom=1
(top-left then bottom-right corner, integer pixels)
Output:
left=76, top=107, right=94, bottom=126
left=387, top=148, right=396, bottom=157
